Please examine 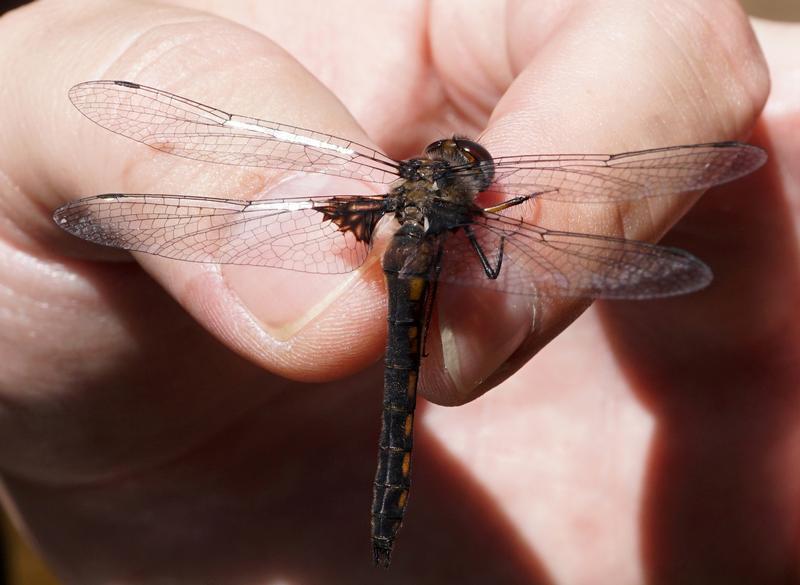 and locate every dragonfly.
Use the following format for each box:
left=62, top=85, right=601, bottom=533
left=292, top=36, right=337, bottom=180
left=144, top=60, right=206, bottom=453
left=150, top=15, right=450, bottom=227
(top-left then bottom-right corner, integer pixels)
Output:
left=54, top=80, right=766, bottom=567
